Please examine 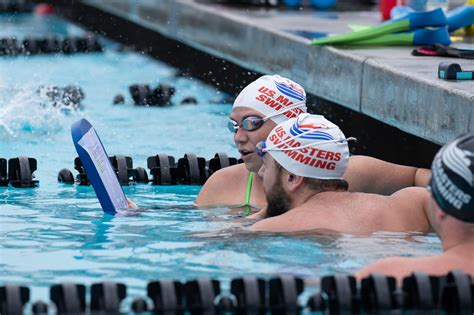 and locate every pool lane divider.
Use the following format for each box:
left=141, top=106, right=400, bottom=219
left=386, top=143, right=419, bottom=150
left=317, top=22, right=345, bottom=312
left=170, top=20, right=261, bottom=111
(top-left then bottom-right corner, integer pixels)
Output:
left=1, top=270, right=473, bottom=313
left=71, top=118, right=128, bottom=215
